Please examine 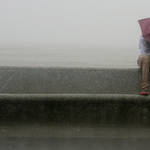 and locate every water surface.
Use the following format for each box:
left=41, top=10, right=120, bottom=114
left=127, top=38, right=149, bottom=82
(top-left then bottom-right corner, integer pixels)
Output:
left=0, top=47, right=138, bottom=68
